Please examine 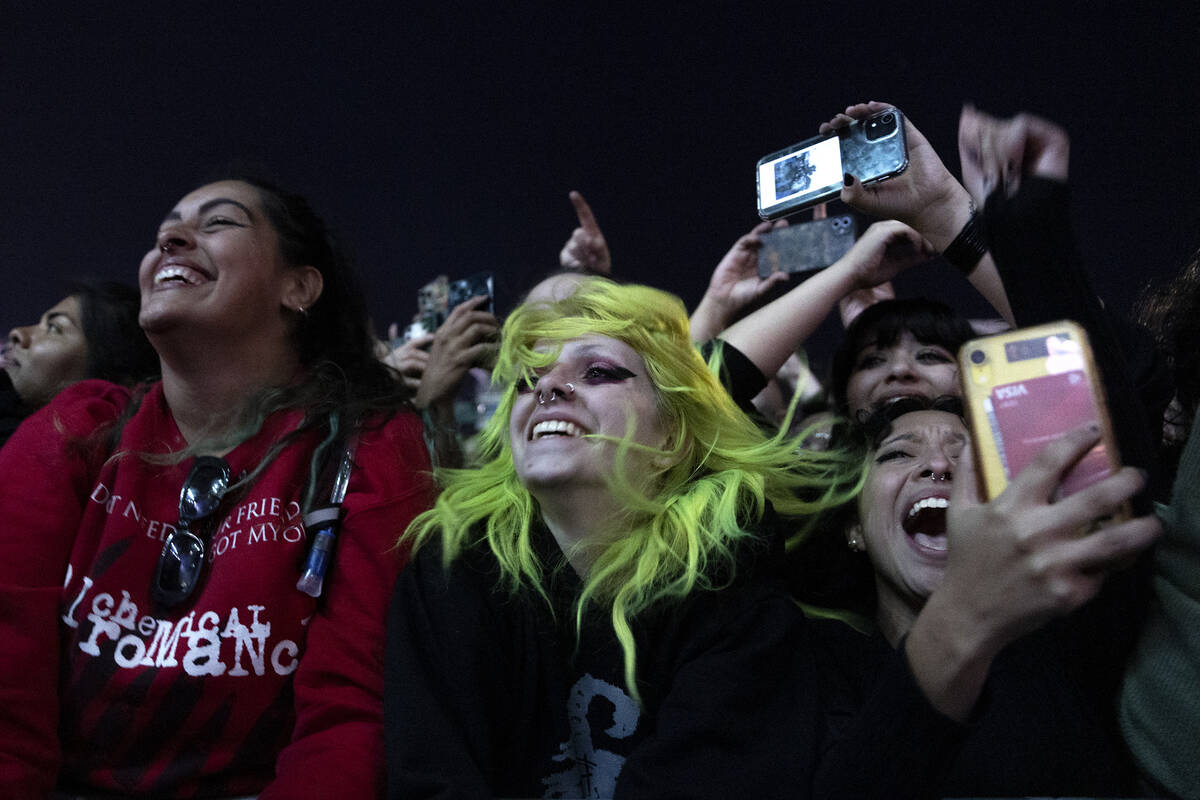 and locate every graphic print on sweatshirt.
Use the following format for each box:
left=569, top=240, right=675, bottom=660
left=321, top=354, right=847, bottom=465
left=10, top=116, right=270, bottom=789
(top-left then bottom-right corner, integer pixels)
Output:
left=541, top=673, right=639, bottom=799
